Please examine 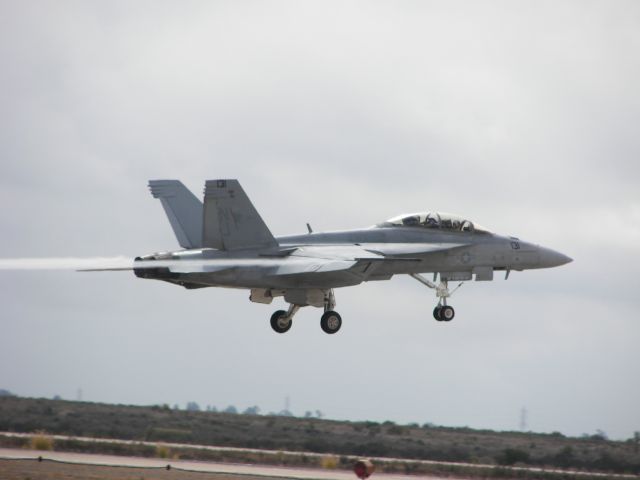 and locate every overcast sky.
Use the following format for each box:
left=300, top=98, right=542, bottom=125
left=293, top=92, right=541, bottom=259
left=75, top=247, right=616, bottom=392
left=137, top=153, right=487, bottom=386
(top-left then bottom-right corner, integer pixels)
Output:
left=1, top=1, right=639, bottom=440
